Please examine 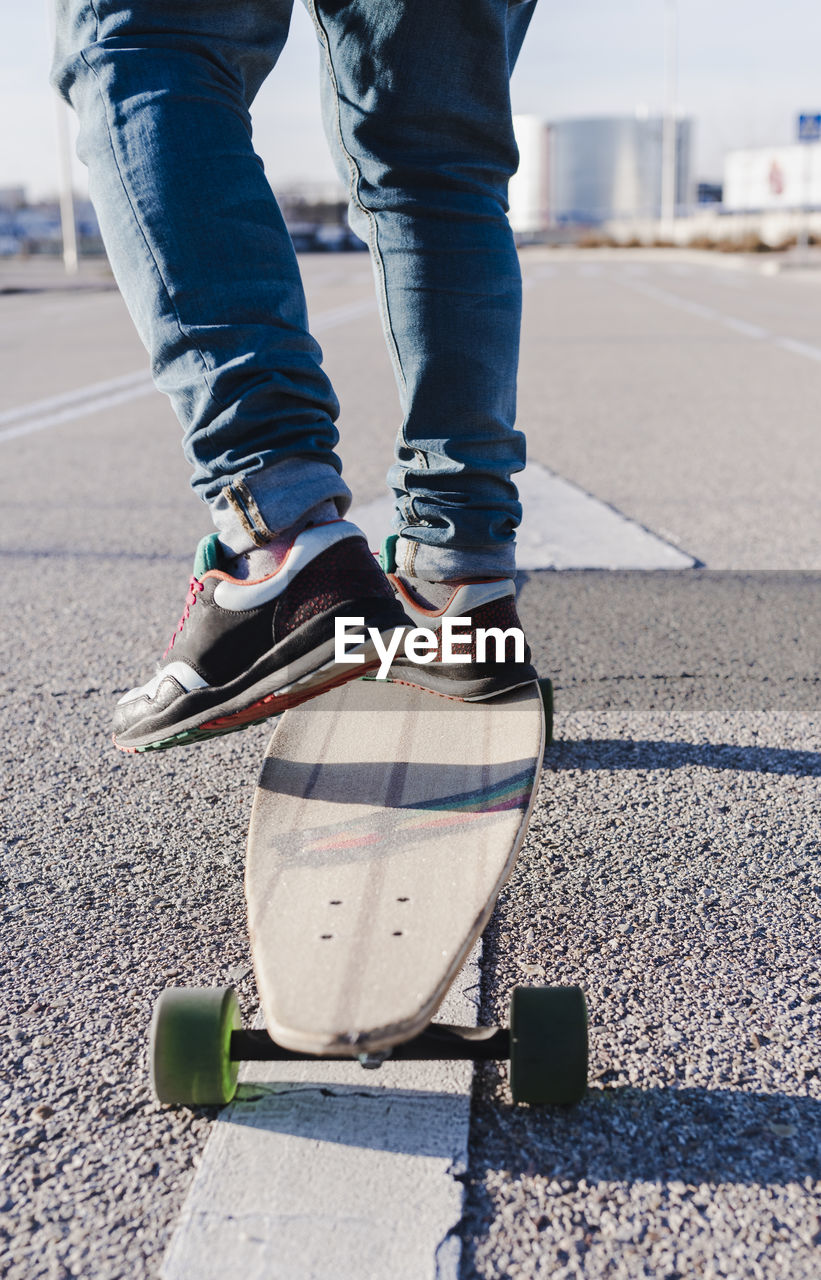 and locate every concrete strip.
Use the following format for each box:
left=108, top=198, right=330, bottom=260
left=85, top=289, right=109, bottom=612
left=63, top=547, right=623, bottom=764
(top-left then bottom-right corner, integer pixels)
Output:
left=161, top=947, right=480, bottom=1280
left=350, top=461, right=695, bottom=571
left=0, top=300, right=376, bottom=444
